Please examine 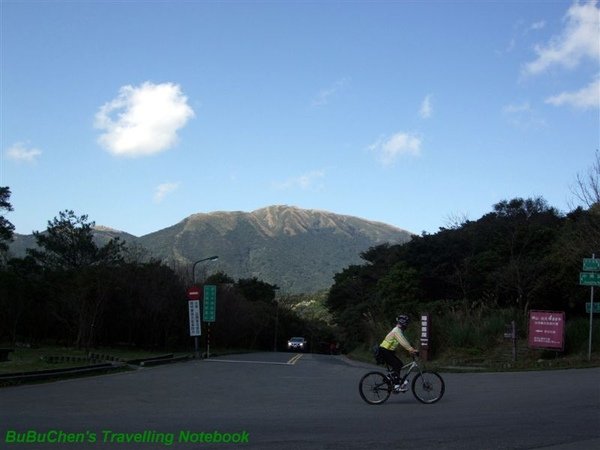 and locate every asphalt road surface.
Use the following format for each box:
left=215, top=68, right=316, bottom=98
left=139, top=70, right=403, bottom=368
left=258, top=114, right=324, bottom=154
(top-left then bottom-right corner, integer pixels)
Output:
left=1, top=352, right=599, bottom=449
